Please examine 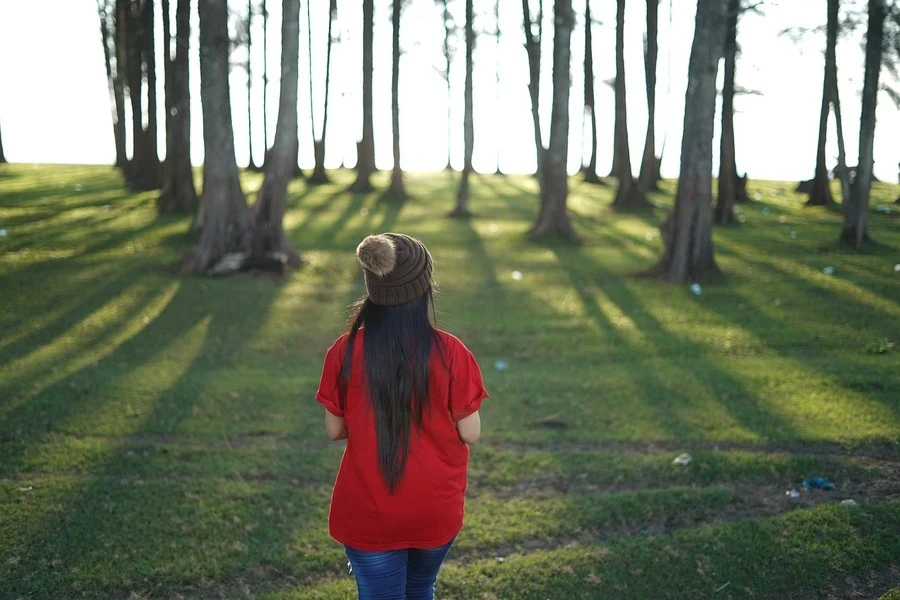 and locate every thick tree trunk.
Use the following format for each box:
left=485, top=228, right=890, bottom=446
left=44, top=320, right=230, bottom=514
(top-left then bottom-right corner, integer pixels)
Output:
left=113, top=0, right=129, bottom=170
left=125, top=0, right=147, bottom=186
left=828, top=0, right=851, bottom=205
left=246, top=0, right=257, bottom=170
left=98, top=1, right=127, bottom=168
left=0, top=122, right=6, bottom=164
left=611, top=0, right=650, bottom=211
left=806, top=0, right=837, bottom=207
left=310, top=0, right=336, bottom=184
left=841, top=0, right=884, bottom=247
left=655, top=0, right=726, bottom=282
left=582, top=0, right=601, bottom=184
left=183, top=0, right=253, bottom=274
left=714, top=0, right=739, bottom=224
left=522, top=0, right=544, bottom=185
left=386, top=0, right=407, bottom=198
left=440, top=0, right=453, bottom=171
left=251, top=0, right=302, bottom=267
left=351, top=0, right=376, bottom=192
left=452, top=0, right=474, bottom=216
left=531, top=0, right=577, bottom=240
left=143, top=0, right=161, bottom=184
left=159, top=0, right=197, bottom=215
left=638, top=0, right=661, bottom=192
